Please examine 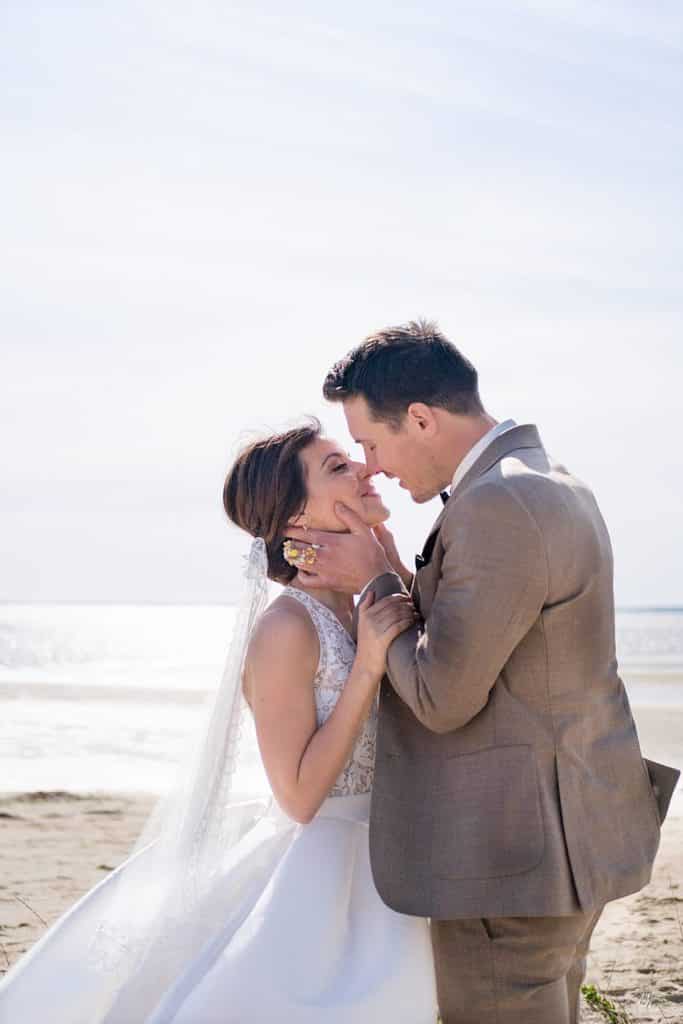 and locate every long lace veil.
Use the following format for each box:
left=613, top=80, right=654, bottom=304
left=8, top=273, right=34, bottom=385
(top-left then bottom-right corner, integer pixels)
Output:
left=75, top=537, right=294, bottom=1021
